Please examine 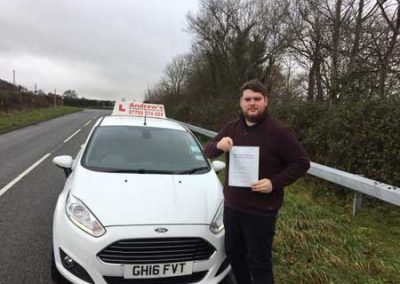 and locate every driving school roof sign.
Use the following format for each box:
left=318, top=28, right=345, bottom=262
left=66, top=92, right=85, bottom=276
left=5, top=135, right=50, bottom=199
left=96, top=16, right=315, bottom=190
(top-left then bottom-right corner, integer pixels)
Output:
left=112, top=101, right=166, bottom=118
